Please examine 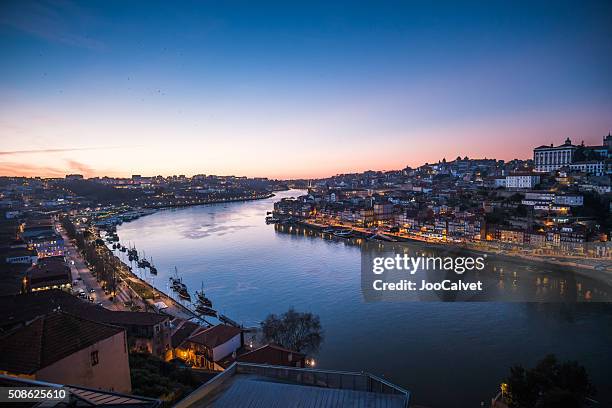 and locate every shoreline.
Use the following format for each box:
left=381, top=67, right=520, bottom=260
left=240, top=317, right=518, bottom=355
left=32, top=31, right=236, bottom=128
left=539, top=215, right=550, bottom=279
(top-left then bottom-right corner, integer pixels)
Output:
left=290, top=219, right=612, bottom=282
left=141, top=192, right=275, bottom=209
left=101, top=192, right=278, bottom=325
